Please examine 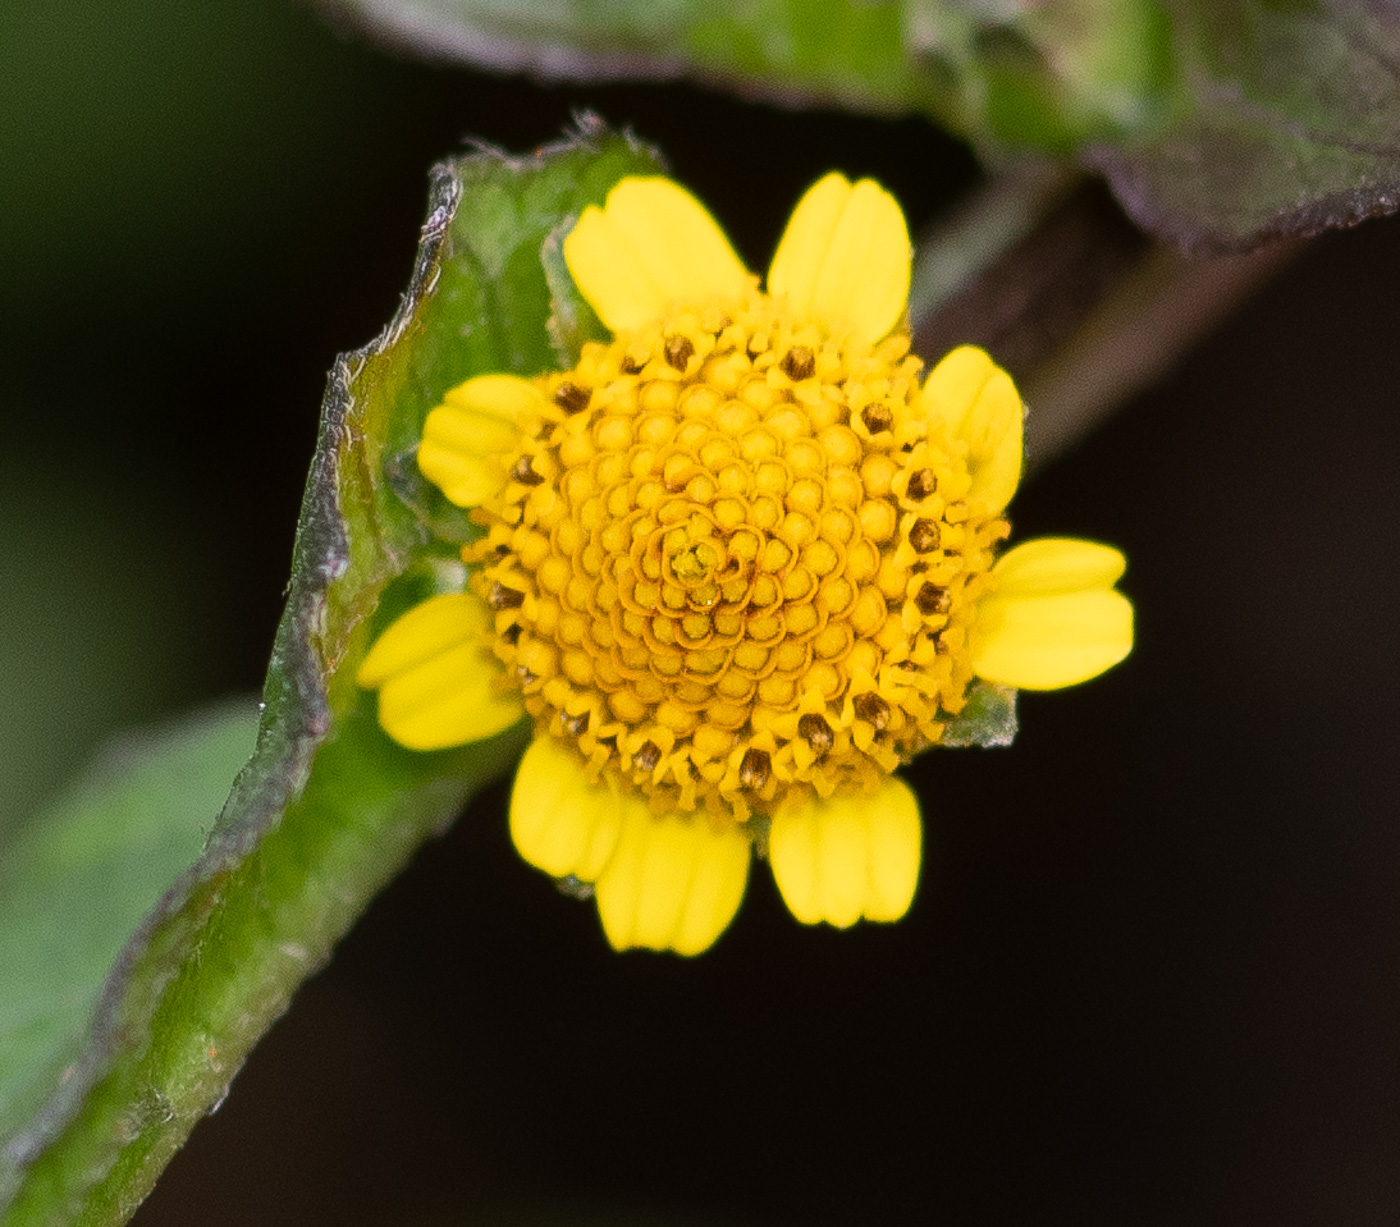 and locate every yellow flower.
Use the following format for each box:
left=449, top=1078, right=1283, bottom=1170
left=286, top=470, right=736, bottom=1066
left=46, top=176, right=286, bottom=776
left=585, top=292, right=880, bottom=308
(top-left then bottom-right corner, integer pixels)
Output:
left=357, top=174, right=1133, bottom=954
